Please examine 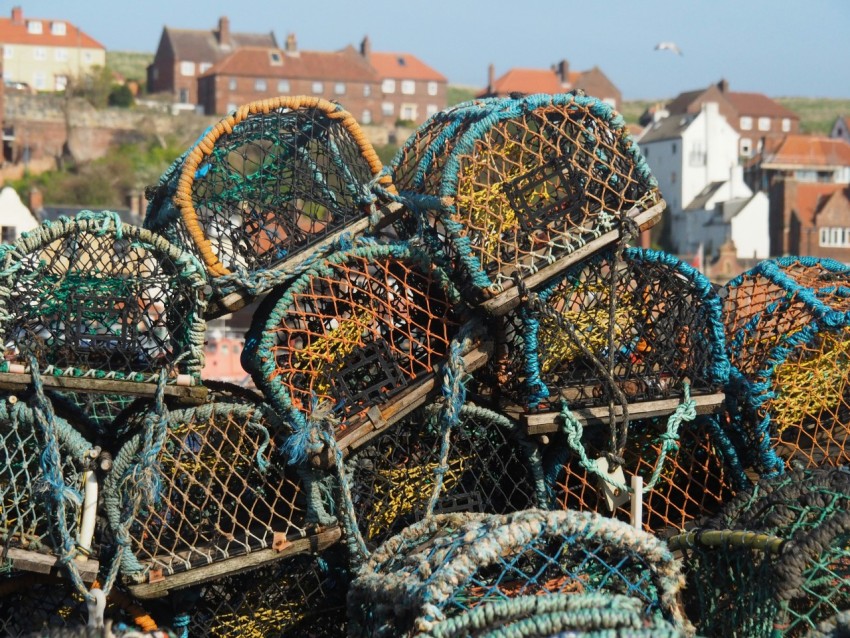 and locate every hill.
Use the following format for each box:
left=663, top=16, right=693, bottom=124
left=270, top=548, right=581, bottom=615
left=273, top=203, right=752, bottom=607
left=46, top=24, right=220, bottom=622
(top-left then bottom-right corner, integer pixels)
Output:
left=106, top=51, right=154, bottom=84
